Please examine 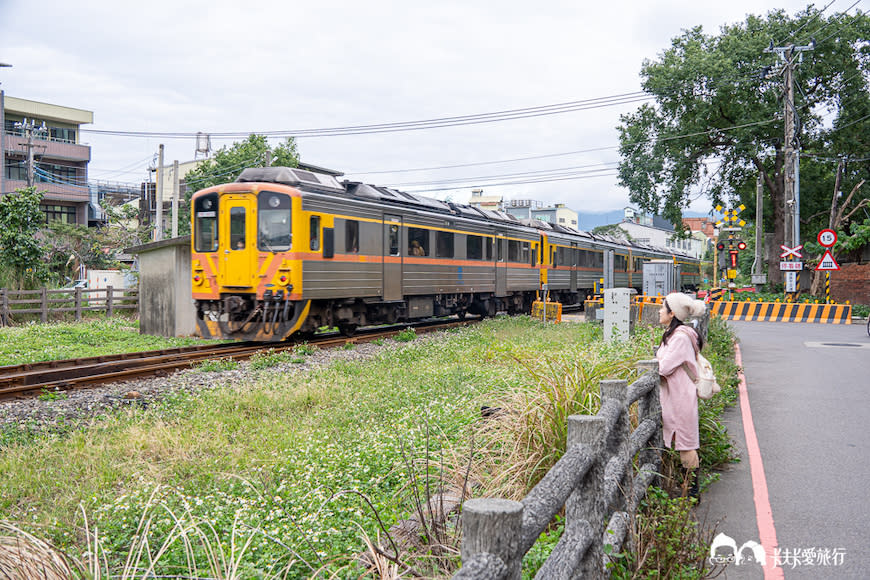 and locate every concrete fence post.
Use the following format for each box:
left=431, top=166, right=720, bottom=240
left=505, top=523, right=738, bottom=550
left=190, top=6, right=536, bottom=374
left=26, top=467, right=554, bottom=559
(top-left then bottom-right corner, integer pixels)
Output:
left=0, top=289, right=7, bottom=327
left=568, top=414, right=606, bottom=577
left=600, top=379, right=630, bottom=514
left=460, top=498, right=523, bottom=580
left=106, top=285, right=114, bottom=318
left=635, top=360, right=662, bottom=478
